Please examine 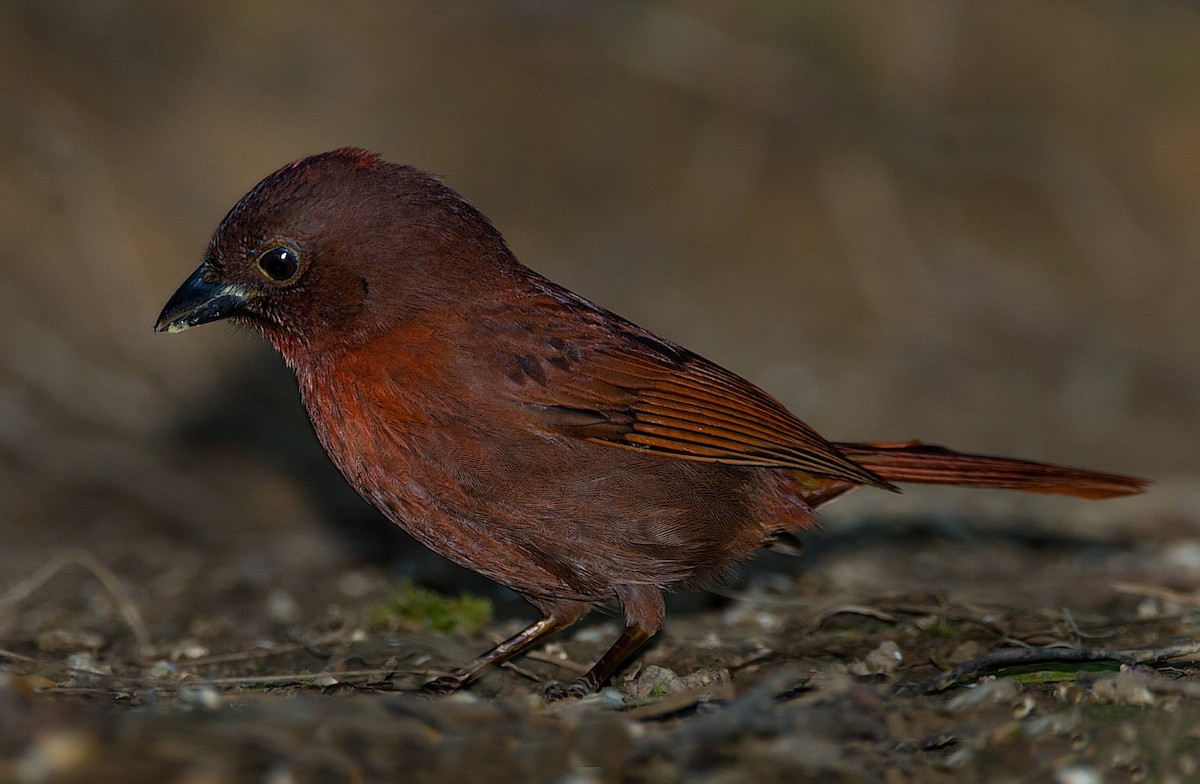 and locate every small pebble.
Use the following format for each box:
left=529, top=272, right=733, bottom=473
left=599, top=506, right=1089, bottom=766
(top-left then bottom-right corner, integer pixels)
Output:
left=180, top=686, right=222, bottom=710
left=1057, top=765, right=1101, bottom=784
